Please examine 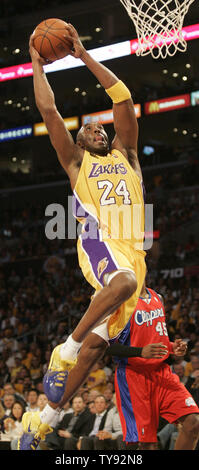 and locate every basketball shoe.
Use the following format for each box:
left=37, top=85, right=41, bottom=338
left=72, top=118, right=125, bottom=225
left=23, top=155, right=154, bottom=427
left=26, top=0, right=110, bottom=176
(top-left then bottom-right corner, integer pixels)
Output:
left=18, top=344, right=77, bottom=450
left=43, top=343, right=77, bottom=403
